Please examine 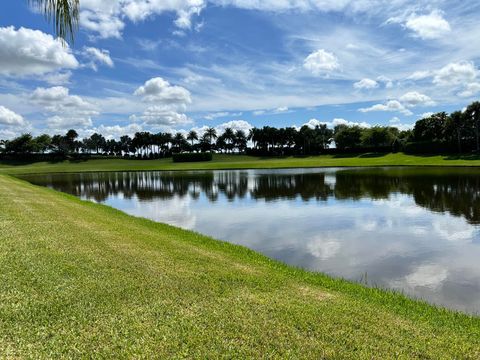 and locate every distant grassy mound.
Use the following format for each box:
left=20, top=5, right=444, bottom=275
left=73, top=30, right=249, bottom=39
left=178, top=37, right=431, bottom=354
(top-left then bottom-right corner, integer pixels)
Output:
left=3, top=153, right=480, bottom=175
